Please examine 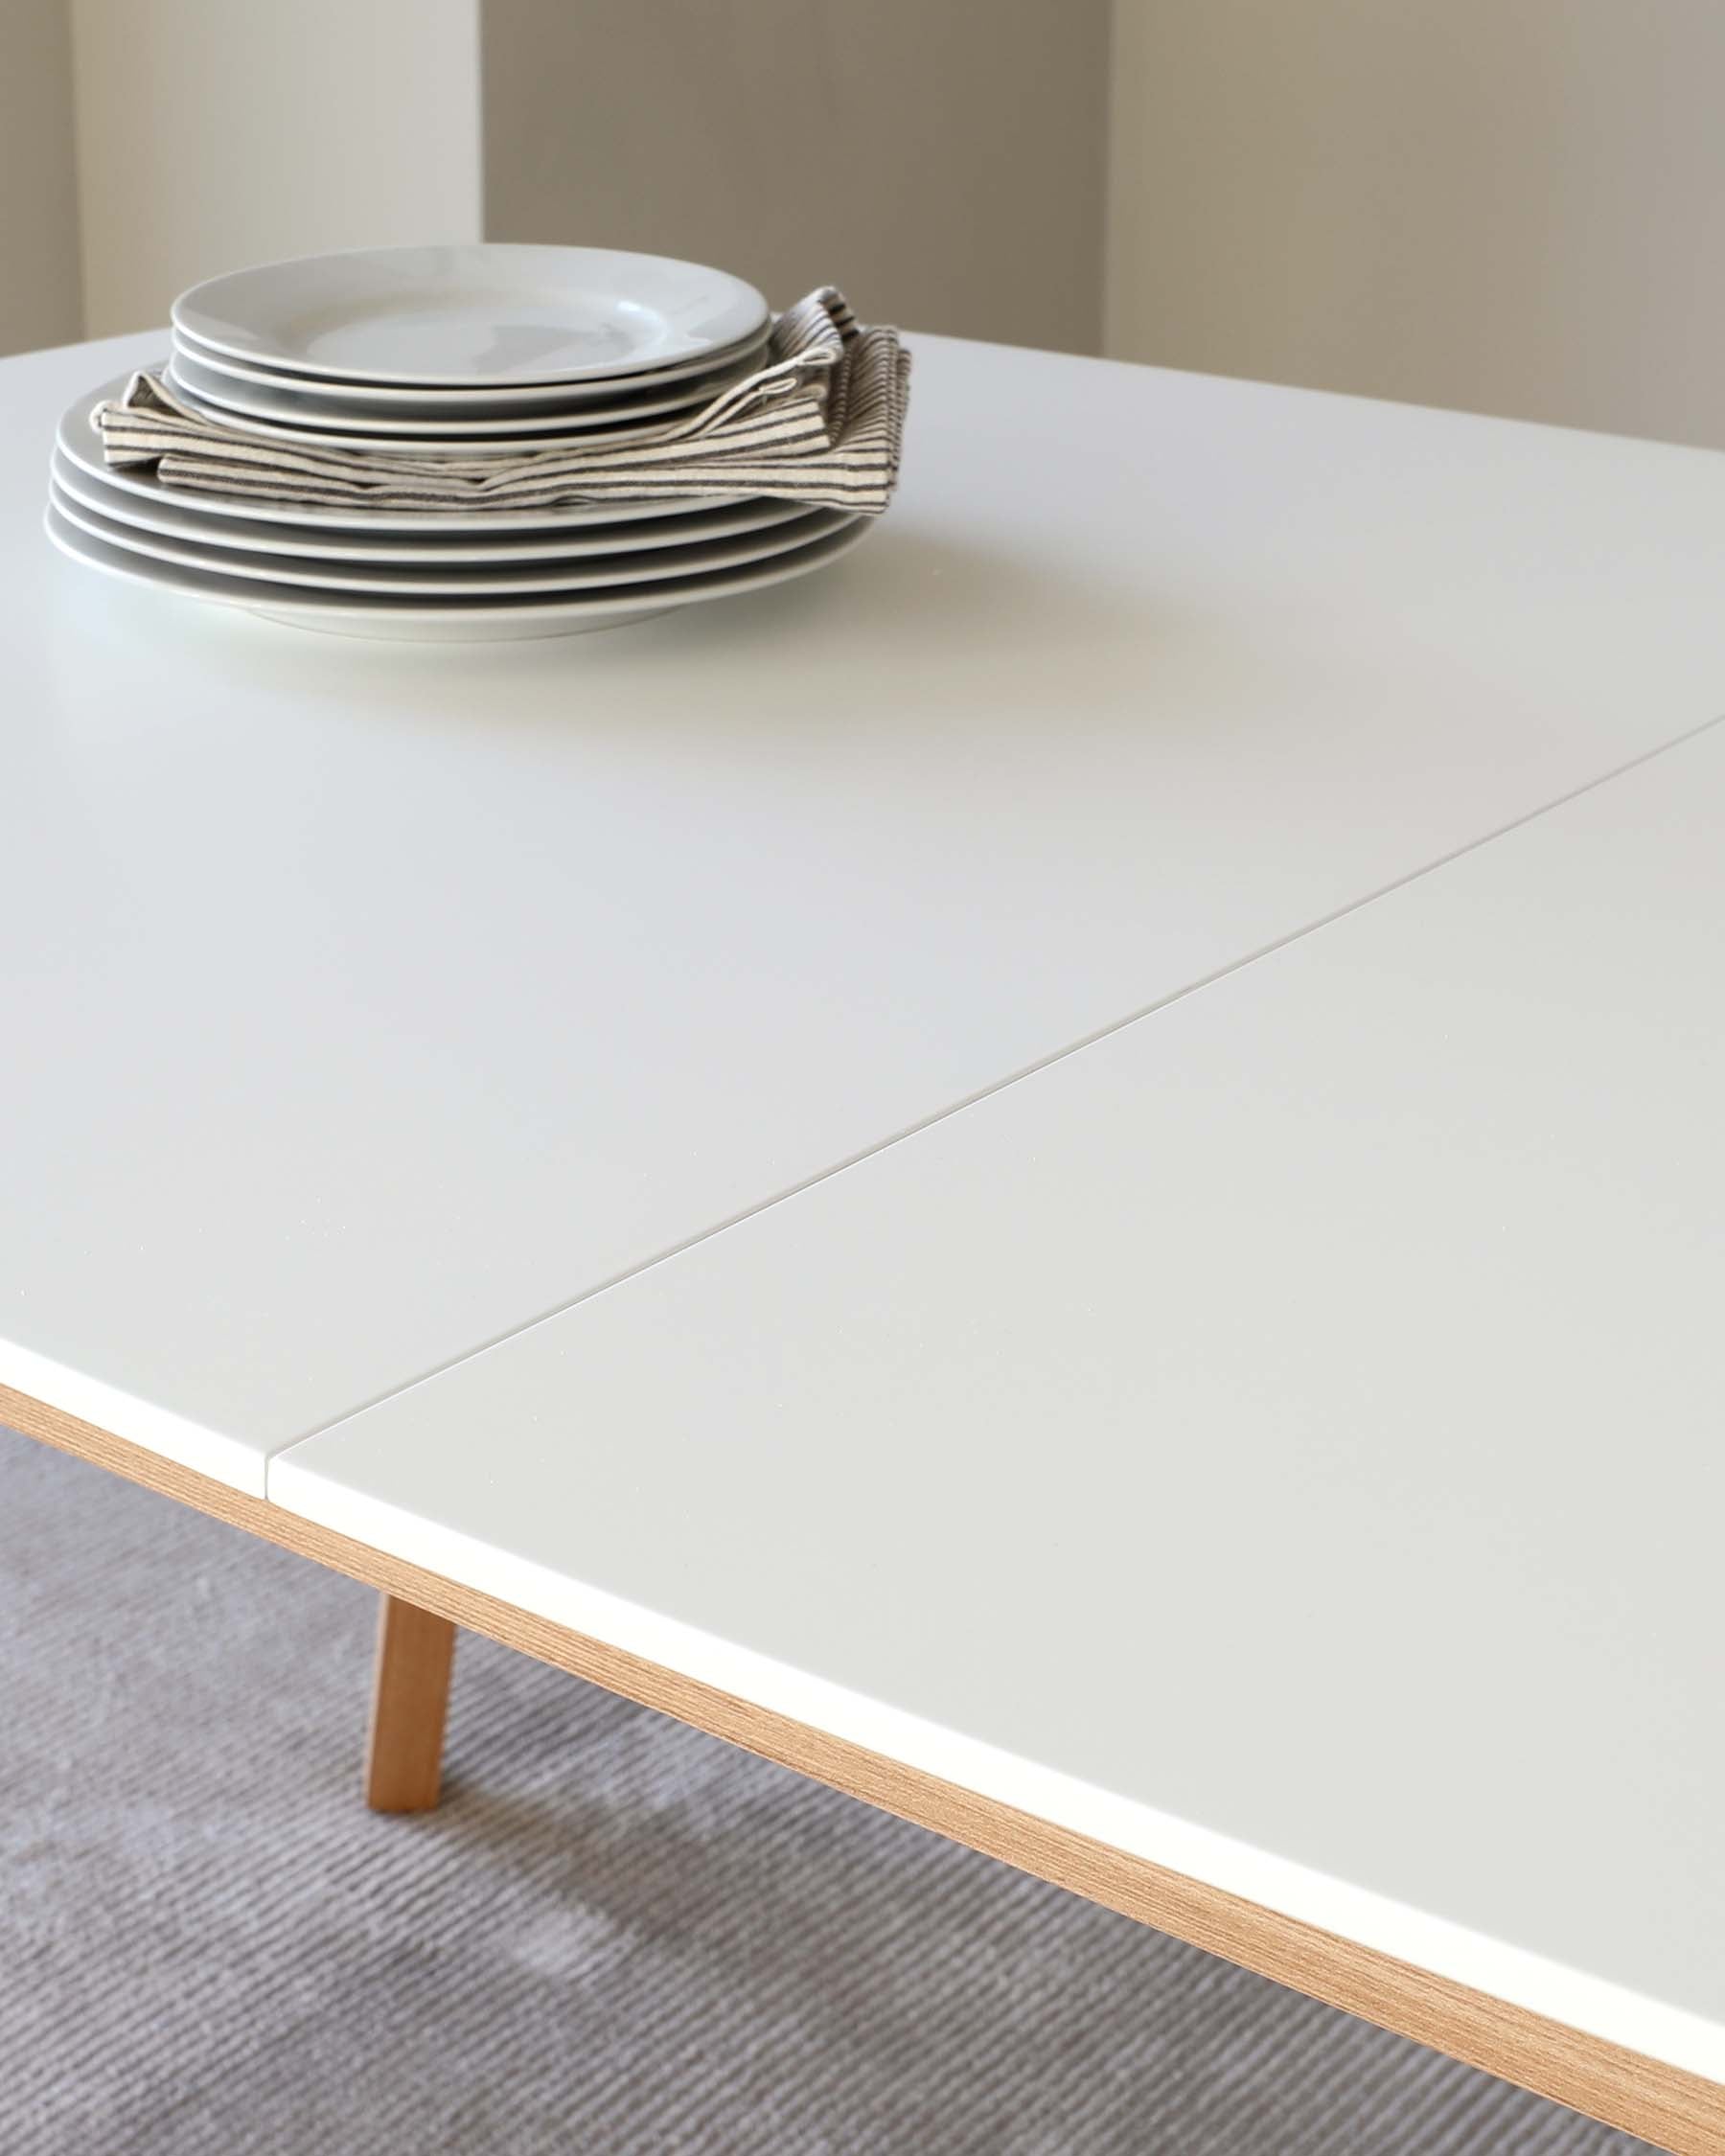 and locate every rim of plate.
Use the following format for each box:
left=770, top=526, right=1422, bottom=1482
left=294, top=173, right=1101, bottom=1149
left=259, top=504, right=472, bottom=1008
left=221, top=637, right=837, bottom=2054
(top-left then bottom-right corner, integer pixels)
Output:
left=172, top=243, right=770, bottom=387
left=163, top=369, right=704, bottom=456
left=170, top=326, right=772, bottom=408
left=49, top=450, right=808, bottom=564
left=59, top=378, right=753, bottom=533
left=48, top=477, right=850, bottom=598
left=45, top=499, right=870, bottom=625
left=165, top=348, right=756, bottom=438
